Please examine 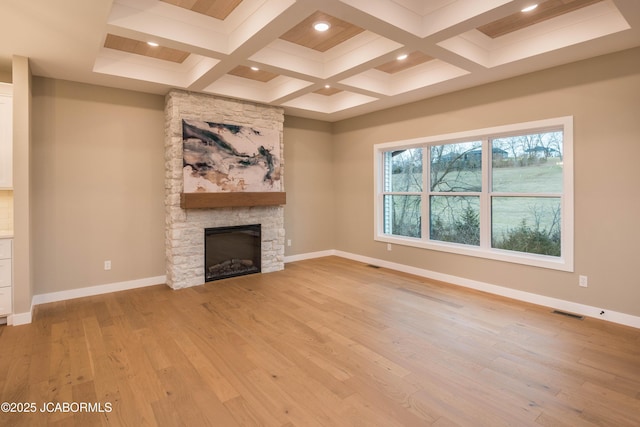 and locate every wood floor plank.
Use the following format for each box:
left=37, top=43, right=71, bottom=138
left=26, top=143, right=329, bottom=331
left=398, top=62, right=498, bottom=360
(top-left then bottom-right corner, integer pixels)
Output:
left=244, top=368, right=324, bottom=427
left=81, top=317, right=120, bottom=417
left=0, top=256, right=638, bottom=426
left=557, top=380, right=640, bottom=425
left=342, top=375, right=438, bottom=426
left=164, top=326, right=240, bottom=403
left=338, top=392, right=407, bottom=427
left=262, top=335, right=355, bottom=398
